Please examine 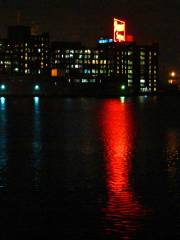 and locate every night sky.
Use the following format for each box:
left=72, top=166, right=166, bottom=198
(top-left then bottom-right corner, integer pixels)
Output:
left=0, top=0, right=180, bottom=79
